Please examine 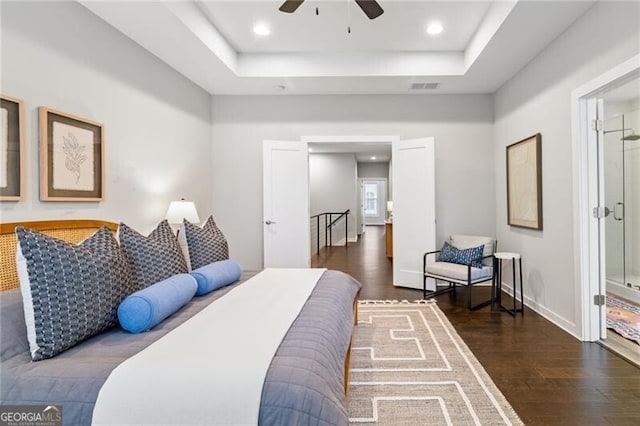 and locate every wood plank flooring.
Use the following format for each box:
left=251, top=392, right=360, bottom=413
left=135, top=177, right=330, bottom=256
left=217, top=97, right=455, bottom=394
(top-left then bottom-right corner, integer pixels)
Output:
left=312, top=226, right=640, bottom=425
